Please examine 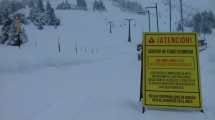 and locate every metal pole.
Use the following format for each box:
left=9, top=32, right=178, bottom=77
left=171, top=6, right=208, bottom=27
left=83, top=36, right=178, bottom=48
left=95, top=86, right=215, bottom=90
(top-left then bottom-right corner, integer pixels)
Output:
left=155, top=3, right=159, bottom=32
left=169, top=0, right=172, bottom=32
left=75, top=42, right=78, bottom=56
left=128, top=20, right=131, bottom=42
left=110, top=23, right=112, bottom=33
left=18, top=33, right=21, bottom=48
left=58, top=38, right=61, bottom=53
left=147, top=10, right=151, bottom=32
left=125, top=18, right=133, bottom=43
left=108, top=21, right=112, bottom=33
left=180, top=0, right=184, bottom=32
